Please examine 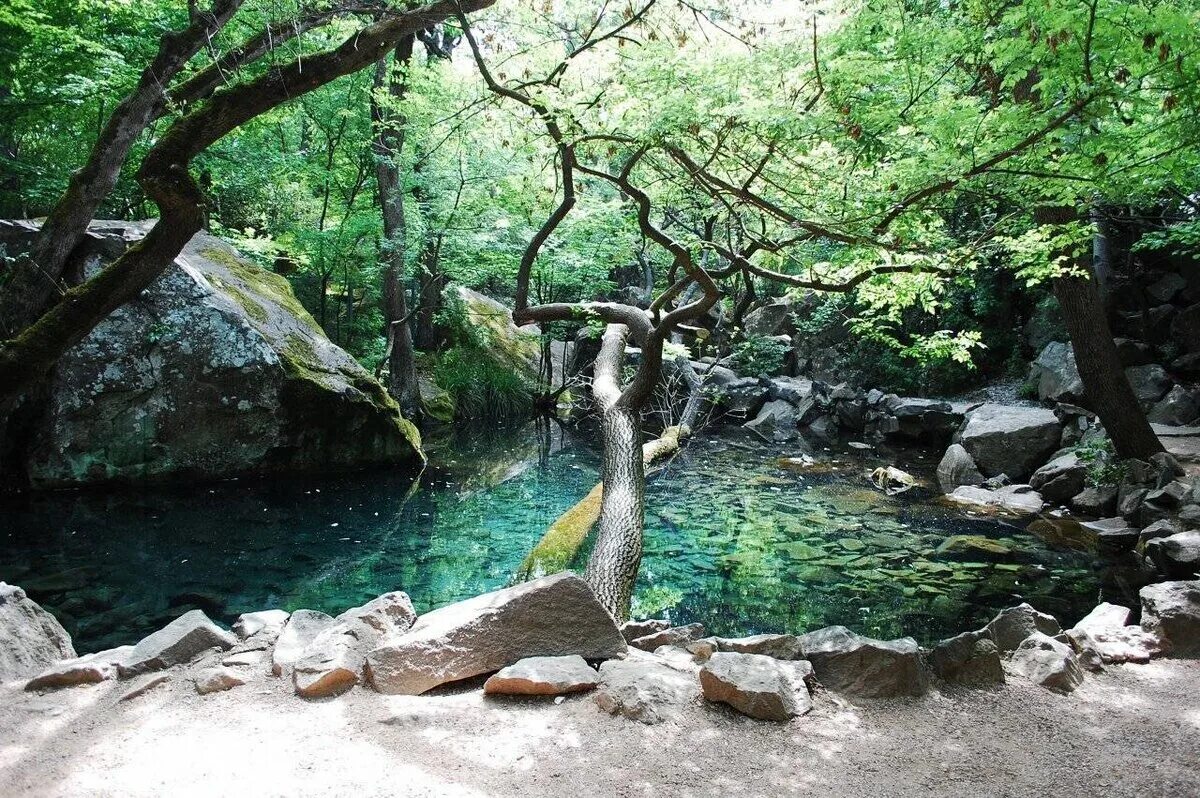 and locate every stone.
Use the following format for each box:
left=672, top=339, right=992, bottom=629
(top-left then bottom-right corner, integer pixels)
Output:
left=1028, top=518, right=1097, bottom=551
left=717, top=378, right=770, bottom=418
left=1030, top=342, right=1084, bottom=403
left=367, top=573, right=625, bottom=695
left=221, top=651, right=262, bottom=668
left=1070, top=485, right=1118, bottom=517
left=1139, top=519, right=1182, bottom=546
left=194, top=666, right=247, bottom=695
left=620, top=619, right=670, bottom=643
left=652, top=645, right=704, bottom=672
left=945, top=485, right=1045, bottom=515
left=1140, top=580, right=1200, bottom=655
left=593, top=658, right=699, bottom=724
left=878, top=397, right=962, bottom=442
left=928, top=629, right=1004, bottom=686
left=1113, top=337, right=1153, bottom=367
left=1008, top=632, right=1084, bottom=693
left=1148, top=386, right=1200, bottom=426
left=118, top=609, right=236, bottom=678
left=271, top=609, right=337, bottom=677
left=233, top=610, right=290, bottom=640
left=713, top=634, right=805, bottom=661
left=336, top=591, right=417, bottom=637
left=1145, top=531, right=1200, bottom=579
left=870, top=466, right=916, bottom=495
left=935, top=535, right=1014, bottom=560
left=1029, top=453, right=1087, bottom=505
left=1125, top=364, right=1173, bottom=405
left=9, top=221, right=421, bottom=489
left=1067, top=603, right=1164, bottom=664
left=292, top=627, right=363, bottom=698
left=1147, top=272, right=1187, bottom=303
left=744, top=299, right=797, bottom=338
left=957, top=404, right=1062, bottom=480
left=25, top=646, right=134, bottom=691
left=937, top=444, right=985, bottom=493
left=1172, top=304, right=1200, bottom=353
left=699, top=652, right=813, bottom=721
left=629, top=623, right=706, bottom=652
left=985, top=603, right=1062, bottom=654
left=118, top=674, right=171, bottom=702
left=745, top=399, right=799, bottom=442
left=798, top=626, right=925, bottom=697
left=1078, top=517, right=1139, bottom=555
left=0, top=582, right=76, bottom=683
left=483, top=655, right=599, bottom=696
